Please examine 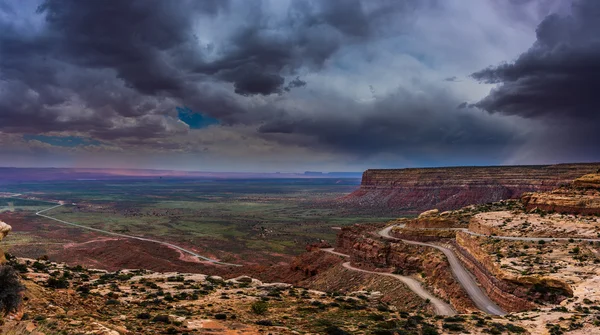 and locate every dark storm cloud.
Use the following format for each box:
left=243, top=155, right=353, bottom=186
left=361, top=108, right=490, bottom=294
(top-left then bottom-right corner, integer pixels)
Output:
left=36, top=0, right=212, bottom=95
left=259, top=87, right=523, bottom=158
left=284, top=77, right=307, bottom=92
left=0, top=0, right=425, bottom=141
left=472, top=0, right=600, bottom=120
left=192, top=0, right=422, bottom=96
